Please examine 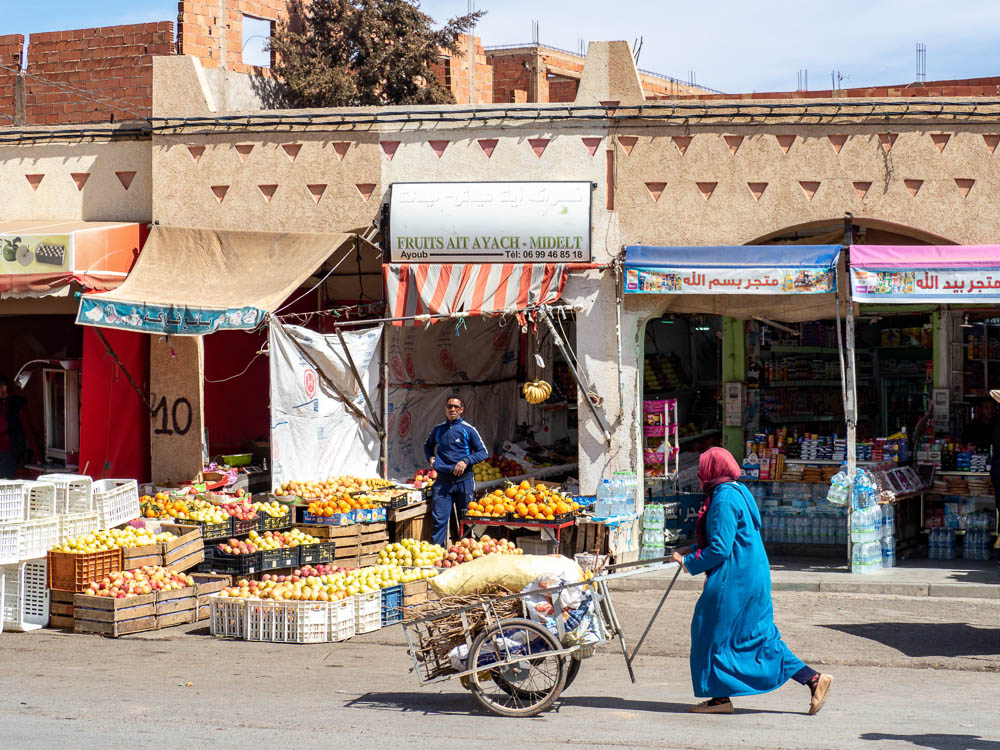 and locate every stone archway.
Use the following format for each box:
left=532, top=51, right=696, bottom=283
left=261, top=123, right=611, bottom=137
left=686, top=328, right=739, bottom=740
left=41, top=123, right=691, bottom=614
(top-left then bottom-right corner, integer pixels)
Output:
left=747, top=217, right=957, bottom=247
